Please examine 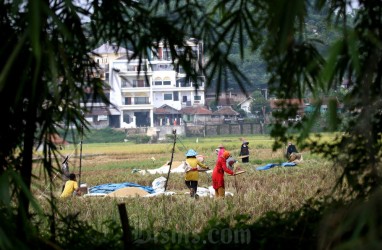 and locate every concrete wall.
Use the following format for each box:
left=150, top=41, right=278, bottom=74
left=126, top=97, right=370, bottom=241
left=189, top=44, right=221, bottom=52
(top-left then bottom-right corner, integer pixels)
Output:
left=156, top=126, right=185, bottom=139
left=185, top=123, right=263, bottom=137
left=125, top=123, right=263, bottom=139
